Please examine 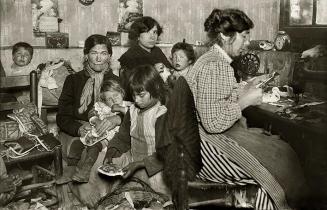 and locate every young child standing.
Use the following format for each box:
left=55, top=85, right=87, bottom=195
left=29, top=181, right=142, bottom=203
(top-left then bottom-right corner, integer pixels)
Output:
left=71, top=80, right=129, bottom=183
left=104, top=64, right=170, bottom=194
